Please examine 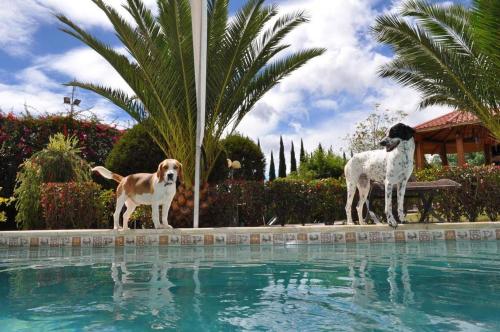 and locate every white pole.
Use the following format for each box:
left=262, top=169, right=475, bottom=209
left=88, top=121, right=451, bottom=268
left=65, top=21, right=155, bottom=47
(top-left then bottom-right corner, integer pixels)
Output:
left=190, top=0, right=207, bottom=228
